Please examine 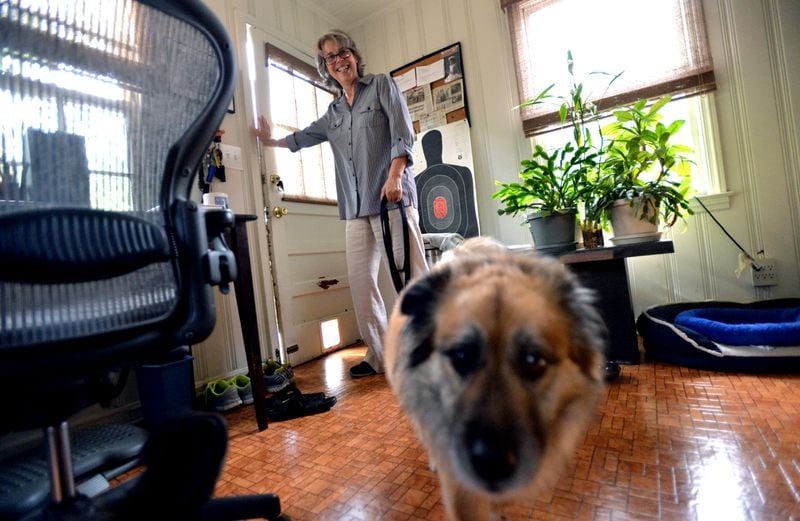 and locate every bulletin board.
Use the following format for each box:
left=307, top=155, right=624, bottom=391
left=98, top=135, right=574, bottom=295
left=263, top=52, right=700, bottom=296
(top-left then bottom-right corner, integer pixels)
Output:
left=391, top=42, right=469, bottom=134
